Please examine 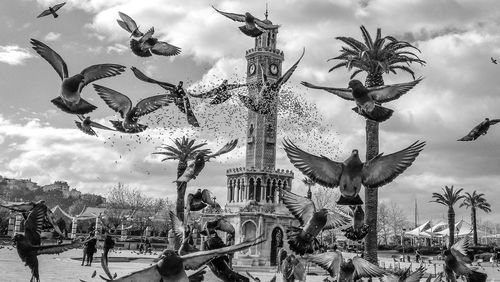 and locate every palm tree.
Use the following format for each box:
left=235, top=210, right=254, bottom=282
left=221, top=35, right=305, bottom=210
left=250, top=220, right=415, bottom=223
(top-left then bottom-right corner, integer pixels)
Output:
left=302, top=177, right=316, bottom=199
left=153, top=137, right=210, bottom=222
left=431, top=185, right=465, bottom=247
left=460, top=191, right=491, bottom=246
left=329, top=25, right=425, bottom=263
